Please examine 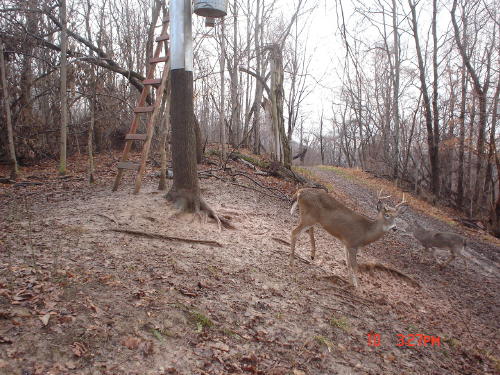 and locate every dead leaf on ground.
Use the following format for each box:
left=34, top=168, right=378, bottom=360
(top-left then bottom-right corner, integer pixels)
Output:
left=121, top=336, right=142, bottom=350
left=209, top=341, right=230, bottom=352
left=85, top=297, right=101, bottom=313
left=39, top=313, right=51, bottom=326
left=0, top=336, right=13, bottom=344
left=268, top=367, right=289, bottom=375
left=71, top=342, right=87, bottom=357
left=139, top=340, right=154, bottom=356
